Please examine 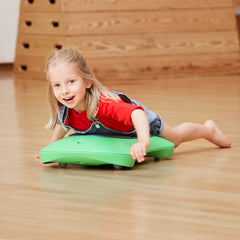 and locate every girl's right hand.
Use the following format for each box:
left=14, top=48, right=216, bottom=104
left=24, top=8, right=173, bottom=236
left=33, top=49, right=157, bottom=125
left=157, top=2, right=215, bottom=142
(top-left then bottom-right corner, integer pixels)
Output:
left=34, top=153, right=41, bottom=161
left=34, top=152, right=60, bottom=167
